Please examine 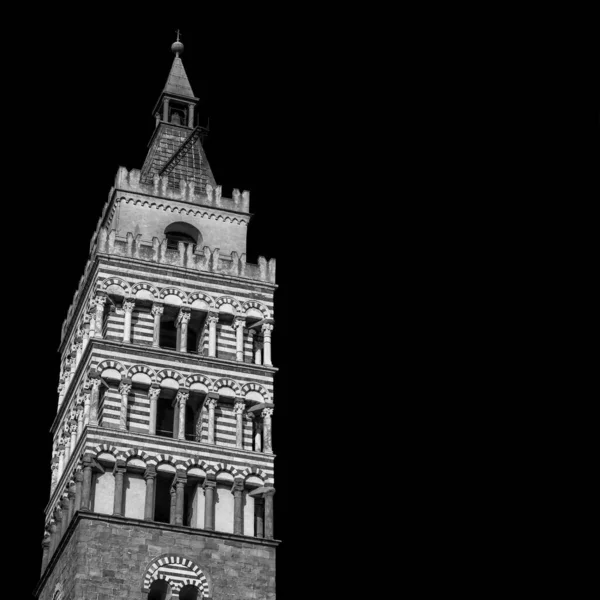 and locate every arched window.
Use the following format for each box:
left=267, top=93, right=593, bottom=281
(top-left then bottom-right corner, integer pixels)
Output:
left=179, top=584, right=200, bottom=600
left=148, top=579, right=171, bottom=600
left=164, top=222, right=201, bottom=252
